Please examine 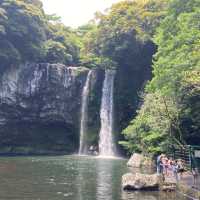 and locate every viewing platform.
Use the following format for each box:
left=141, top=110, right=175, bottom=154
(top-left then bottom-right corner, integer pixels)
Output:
left=162, top=172, right=200, bottom=199
left=178, top=173, right=200, bottom=200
